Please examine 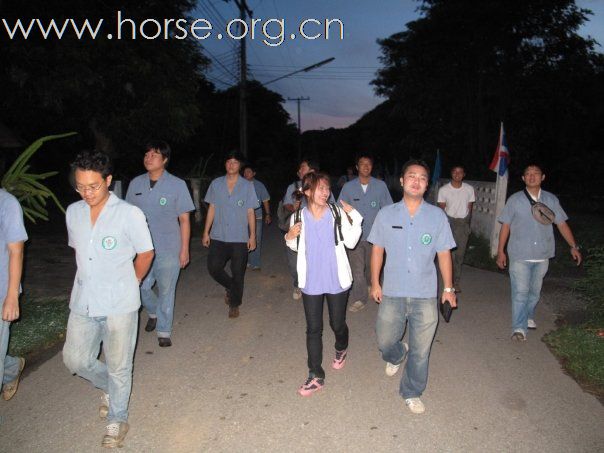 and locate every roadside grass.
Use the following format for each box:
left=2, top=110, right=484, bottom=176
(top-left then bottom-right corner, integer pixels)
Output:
left=544, top=244, right=604, bottom=399
left=543, top=326, right=604, bottom=396
left=464, top=233, right=499, bottom=272
left=8, top=295, right=69, bottom=358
